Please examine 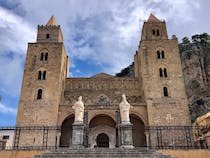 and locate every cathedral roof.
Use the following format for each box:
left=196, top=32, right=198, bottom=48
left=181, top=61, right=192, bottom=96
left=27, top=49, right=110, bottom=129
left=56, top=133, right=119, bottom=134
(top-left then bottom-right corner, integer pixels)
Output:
left=91, top=73, right=113, bottom=78
left=147, top=14, right=160, bottom=22
left=46, top=16, right=58, bottom=26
